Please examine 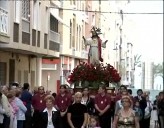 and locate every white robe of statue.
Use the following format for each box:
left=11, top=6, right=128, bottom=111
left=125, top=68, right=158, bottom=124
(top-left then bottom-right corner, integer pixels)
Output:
left=83, top=36, right=107, bottom=64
